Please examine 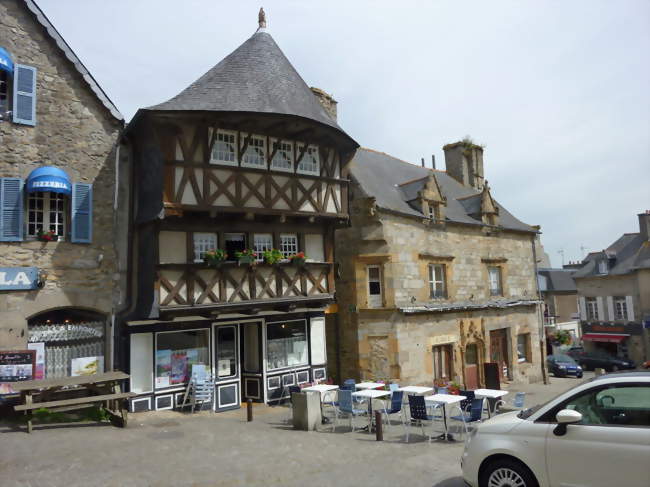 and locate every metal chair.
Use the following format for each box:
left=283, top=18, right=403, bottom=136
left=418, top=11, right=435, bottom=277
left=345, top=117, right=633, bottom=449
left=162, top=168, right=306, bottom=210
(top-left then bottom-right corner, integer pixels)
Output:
left=449, top=398, right=484, bottom=439
left=389, top=383, right=400, bottom=395
left=495, top=392, right=526, bottom=413
left=406, top=395, right=439, bottom=442
left=333, top=389, right=367, bottom=432
left=381, top=390, right=407, bottom=433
